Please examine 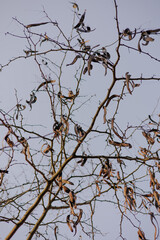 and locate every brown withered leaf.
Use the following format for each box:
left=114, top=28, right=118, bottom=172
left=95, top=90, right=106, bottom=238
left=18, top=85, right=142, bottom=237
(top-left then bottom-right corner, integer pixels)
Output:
left=66, top=55, right=81, bottom=66
left=26, top=22, right=49, bottom=28
left=109, top=140, right=132, bottom=148
left=36, top=80, right=56, bottom=91
left=74, top=10, right=86, bottom=29
left=125, top=72, right=132, bottom=94
left=138, top=36, right=142, bottom=52
left=138, top=147, right=150, bottom=158
left=153, top=190, right=160, bottom=212
left=61, top=179, right=74, bottom=185
left=4, top=133, right=14, bottom=148
left=111, top=118, right=123, bottom=141
left=142, top=131, right=155, bottom=145
left=54, top=226, right=58, bottom=239
left=66, top=215, right=73, bottom=232
left=87, top=55, right=94, bottom=75
left=124, top=186, right=136, bottom=211
left=62, top=115, right=69, bottom=134
left=138, top=228, right=147, bottom=240
left=74, top=209, right=83, bottom=226
left=148, top=169, right=155, bottom=187
left=95, top=181, right=101, bottom=196
left=69, top=191, right=75, bottom=203
left=62, top=185, right=71, bottom=193
left=83, top=66, right=88, bottom=75
left=41, top=143, right=52, bottom=155
left=150, top=212, right=158, bottom=240
left=71, top=2, right=79, bottom=11
left=26, top=145, right=30, bottom=159
left=102, top=59, right=108, bottom=76
left=103, top=106, right=107, bottom=124
left=117, top=171, right=120, bottom=181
